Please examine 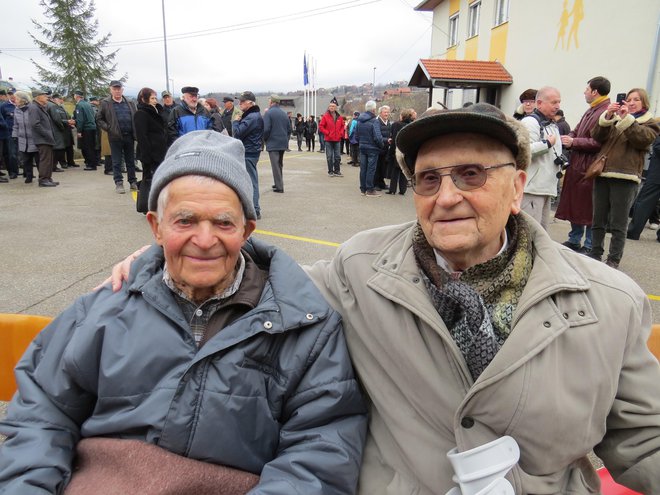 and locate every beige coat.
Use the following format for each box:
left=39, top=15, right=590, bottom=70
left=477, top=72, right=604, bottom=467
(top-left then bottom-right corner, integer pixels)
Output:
left=306, top=215, right=660, bottom=494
